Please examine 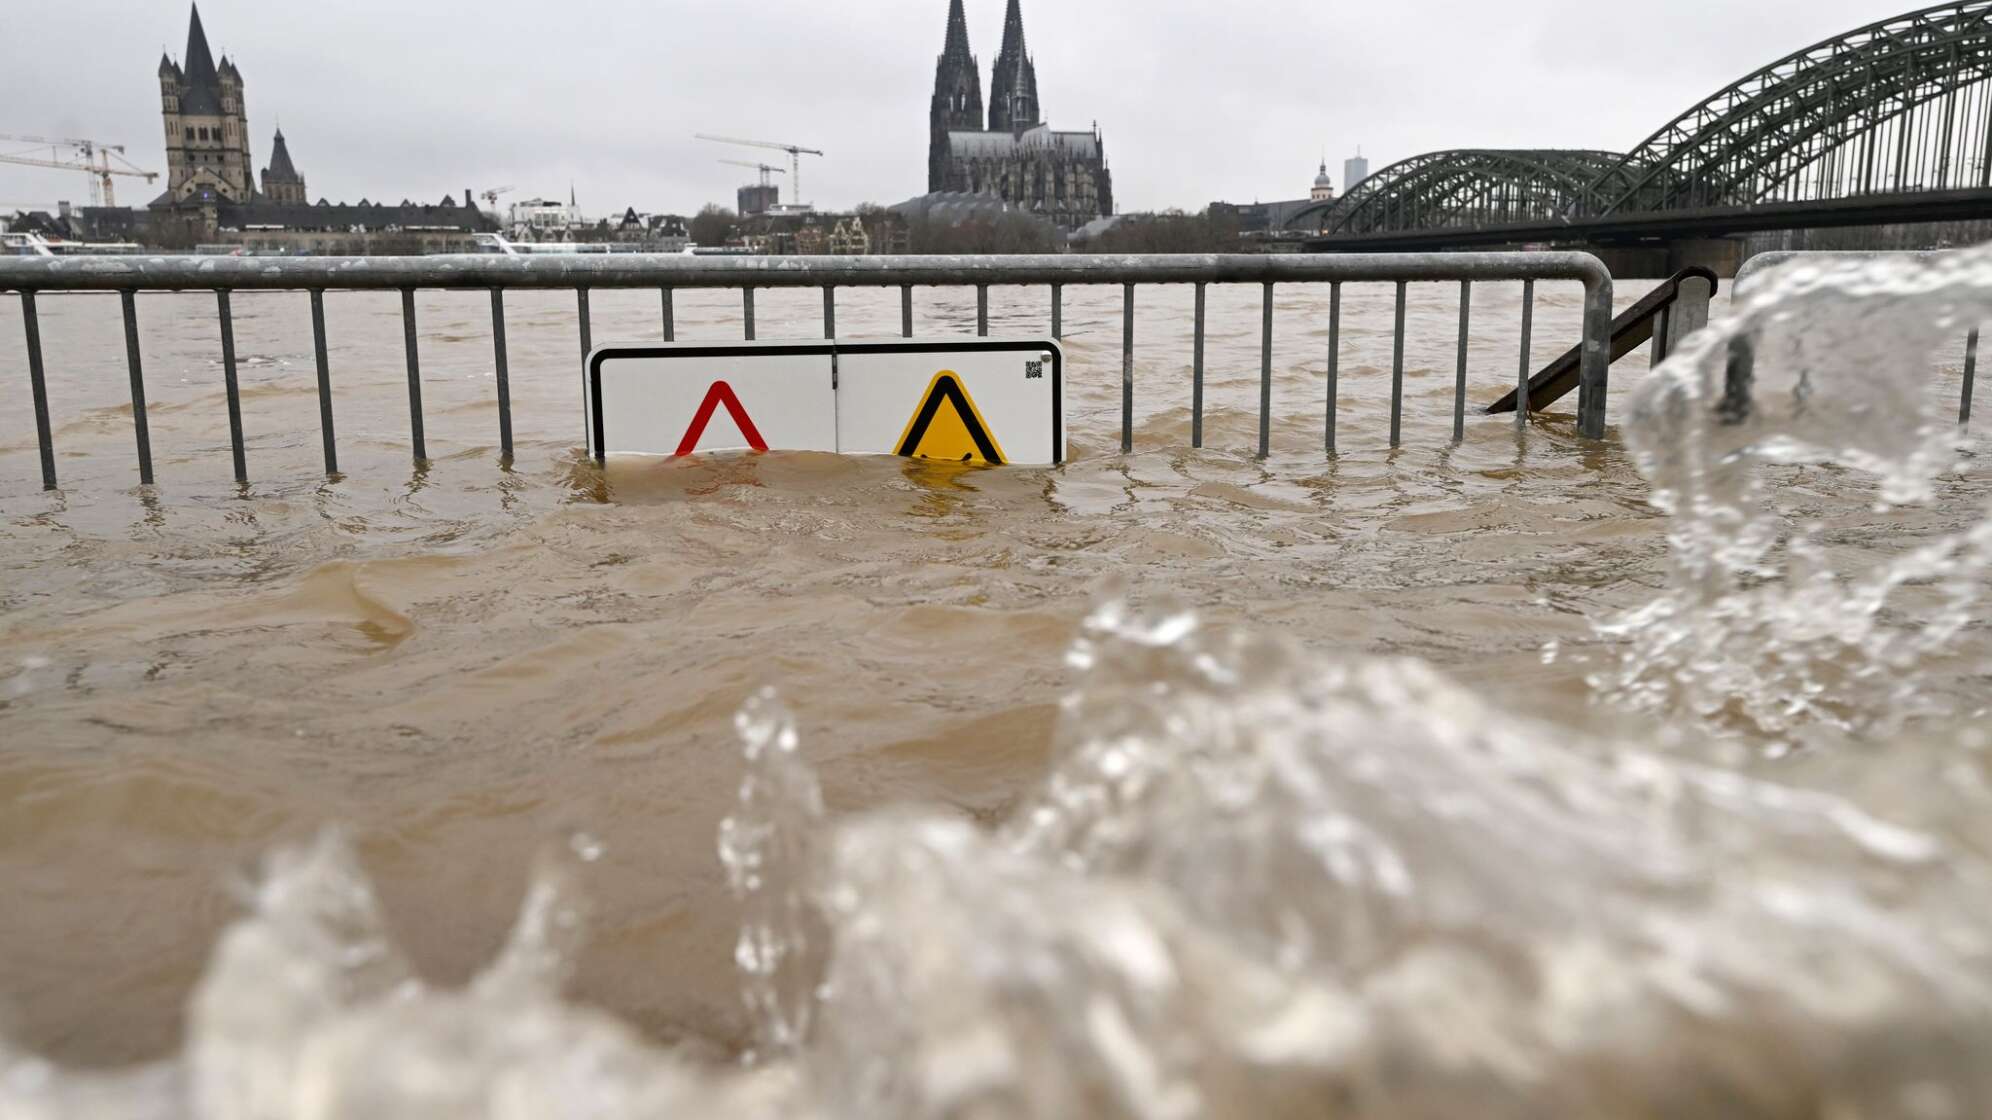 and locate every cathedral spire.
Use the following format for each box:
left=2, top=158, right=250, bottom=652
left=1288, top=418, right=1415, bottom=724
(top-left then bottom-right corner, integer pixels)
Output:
left=930, top=0, right=984, bottom=191
left=942, top=0, right=972, bottom=62
left=988, top=0, right=1039, bottom=132
left=998, top=0, right=1027, bottom=62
